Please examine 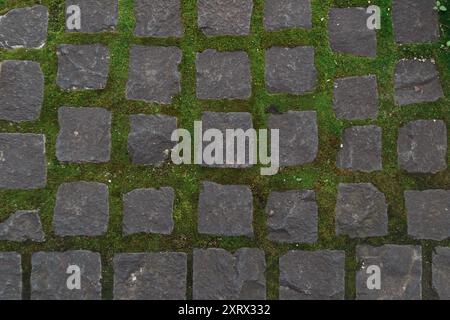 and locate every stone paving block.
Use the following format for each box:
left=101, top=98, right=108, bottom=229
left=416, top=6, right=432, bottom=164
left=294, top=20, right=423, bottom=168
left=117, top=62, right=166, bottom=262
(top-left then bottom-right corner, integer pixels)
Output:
left=198, top=181, right=253, bottom=237
left=134, top=0, right=183, bottom=37
left=0, top=252, right=21, bottom=300
left=198, top=0, right=253, bottom=36
left=56, top=107, right=111, bottom=163
left=0, top=60, right=44, bottom=122
left=356, top=245, right=422, bottom=300
left=336, top=184, right=388, bottom=238
left=0, top=133, right=47, bottom=190
left=57, top=44, right=110, bottom=90
left=196, top=50, right=252, bottom=100
left=193, top=248, right=266, bottom=300
left=127, top=114, right=177, bottom=165
left=265, top=46, right=317, bottom=94
left=31, top=251, right=102, bottom=300
left=123, top=187, right=175, bottom=235
left=268, top=111, right=318, bottom=167
left=398, top=120, right=447, bottom=174
left=394, top=59, right=444, bottom=106
left=432, top=247, right=450, bottom=300
left=264, top=0, right=312, bottom=31
left=66, top=0, right=118, bottom=33
left=406, top=190, right=450, bottom=241
left=328, top=7, right=377, bottom=57
left=126, top=45, right=182, bottom=104
left=113, top=252, right=187, bottom=300
left=0, top=5, right=48, bottom=49
left=337, top=125, right=382, bottom=172
left=53, top=182, right=109, bottom=236
left=266, top=190, right=318, bottom=244
left=0, top=210, right=45, bottom=242
left=279, top=250, right=345, bottom=300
